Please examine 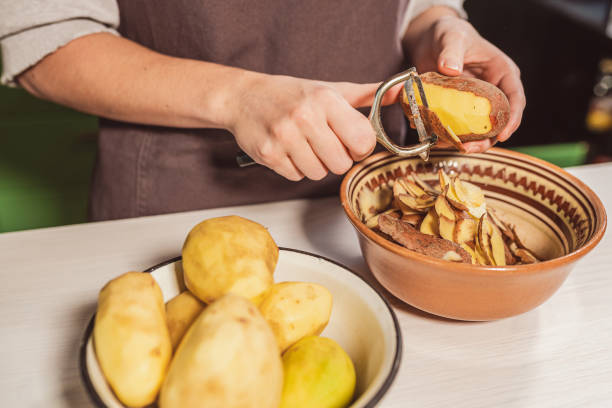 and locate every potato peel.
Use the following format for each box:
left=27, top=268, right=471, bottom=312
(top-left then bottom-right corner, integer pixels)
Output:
left=365, top=172, right=539, bottom=265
